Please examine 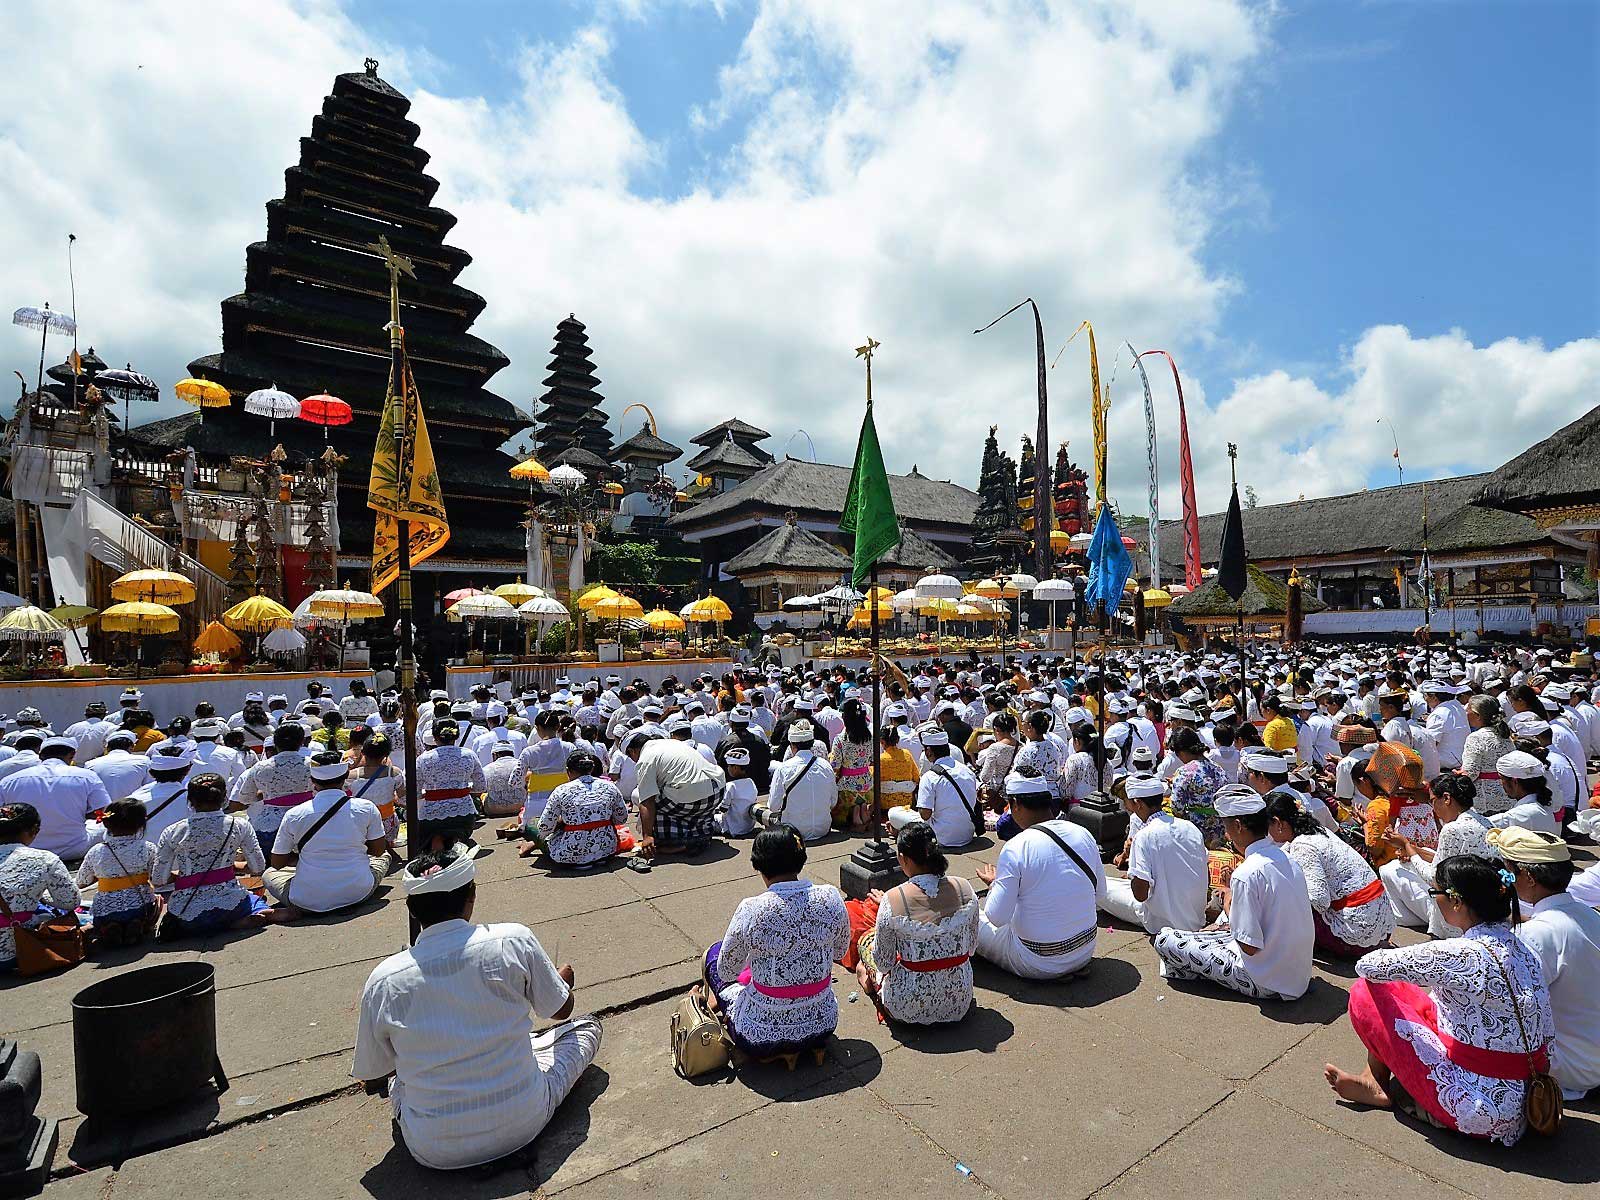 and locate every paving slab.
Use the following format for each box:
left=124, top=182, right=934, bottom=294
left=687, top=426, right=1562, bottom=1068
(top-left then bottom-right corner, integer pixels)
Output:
left=551, top=1085, right=977, bottom=1198
left=1099, top=1090, right=1475, bottom=1200
left=1253, top=1017, right=1600, bottom=1196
